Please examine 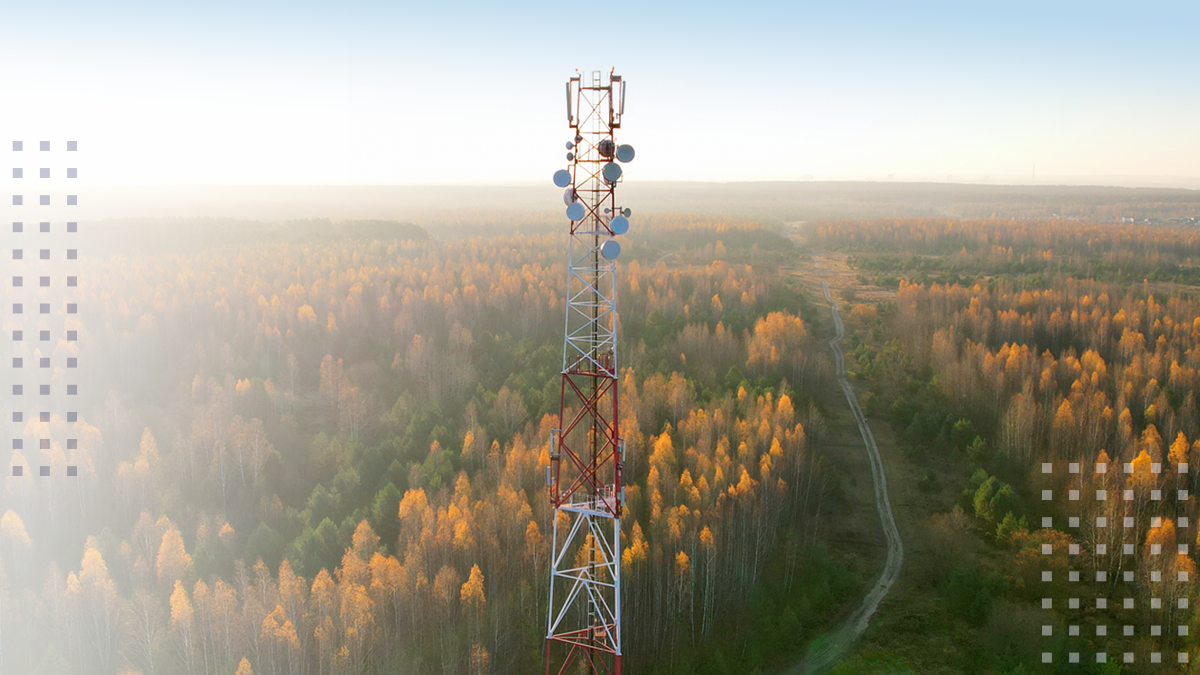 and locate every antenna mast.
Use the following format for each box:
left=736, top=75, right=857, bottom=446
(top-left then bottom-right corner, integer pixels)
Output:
left=545, top=69, right=633, bottom=675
